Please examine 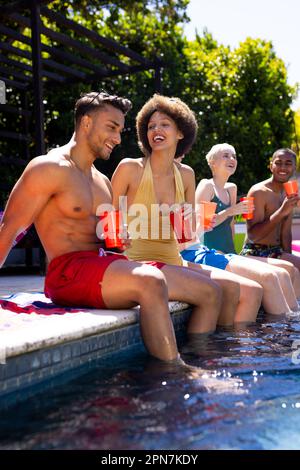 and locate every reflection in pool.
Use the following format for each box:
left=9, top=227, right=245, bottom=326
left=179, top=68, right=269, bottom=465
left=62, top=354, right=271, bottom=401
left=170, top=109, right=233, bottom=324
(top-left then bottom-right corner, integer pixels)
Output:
left=1, top=313, right=300, bottom=450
